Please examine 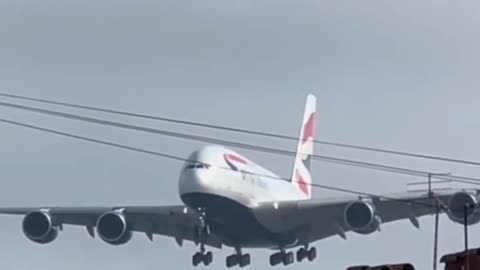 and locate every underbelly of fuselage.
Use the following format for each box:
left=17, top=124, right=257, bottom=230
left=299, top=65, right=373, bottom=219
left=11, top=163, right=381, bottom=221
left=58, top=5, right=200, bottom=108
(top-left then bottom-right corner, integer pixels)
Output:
left=181, top=192, right=298, bottom=249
